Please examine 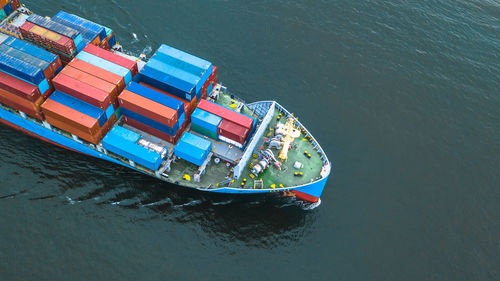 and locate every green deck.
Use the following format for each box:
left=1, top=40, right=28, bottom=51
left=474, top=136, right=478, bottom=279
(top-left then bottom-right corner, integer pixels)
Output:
left=160, top=91, right=324, bottom=189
